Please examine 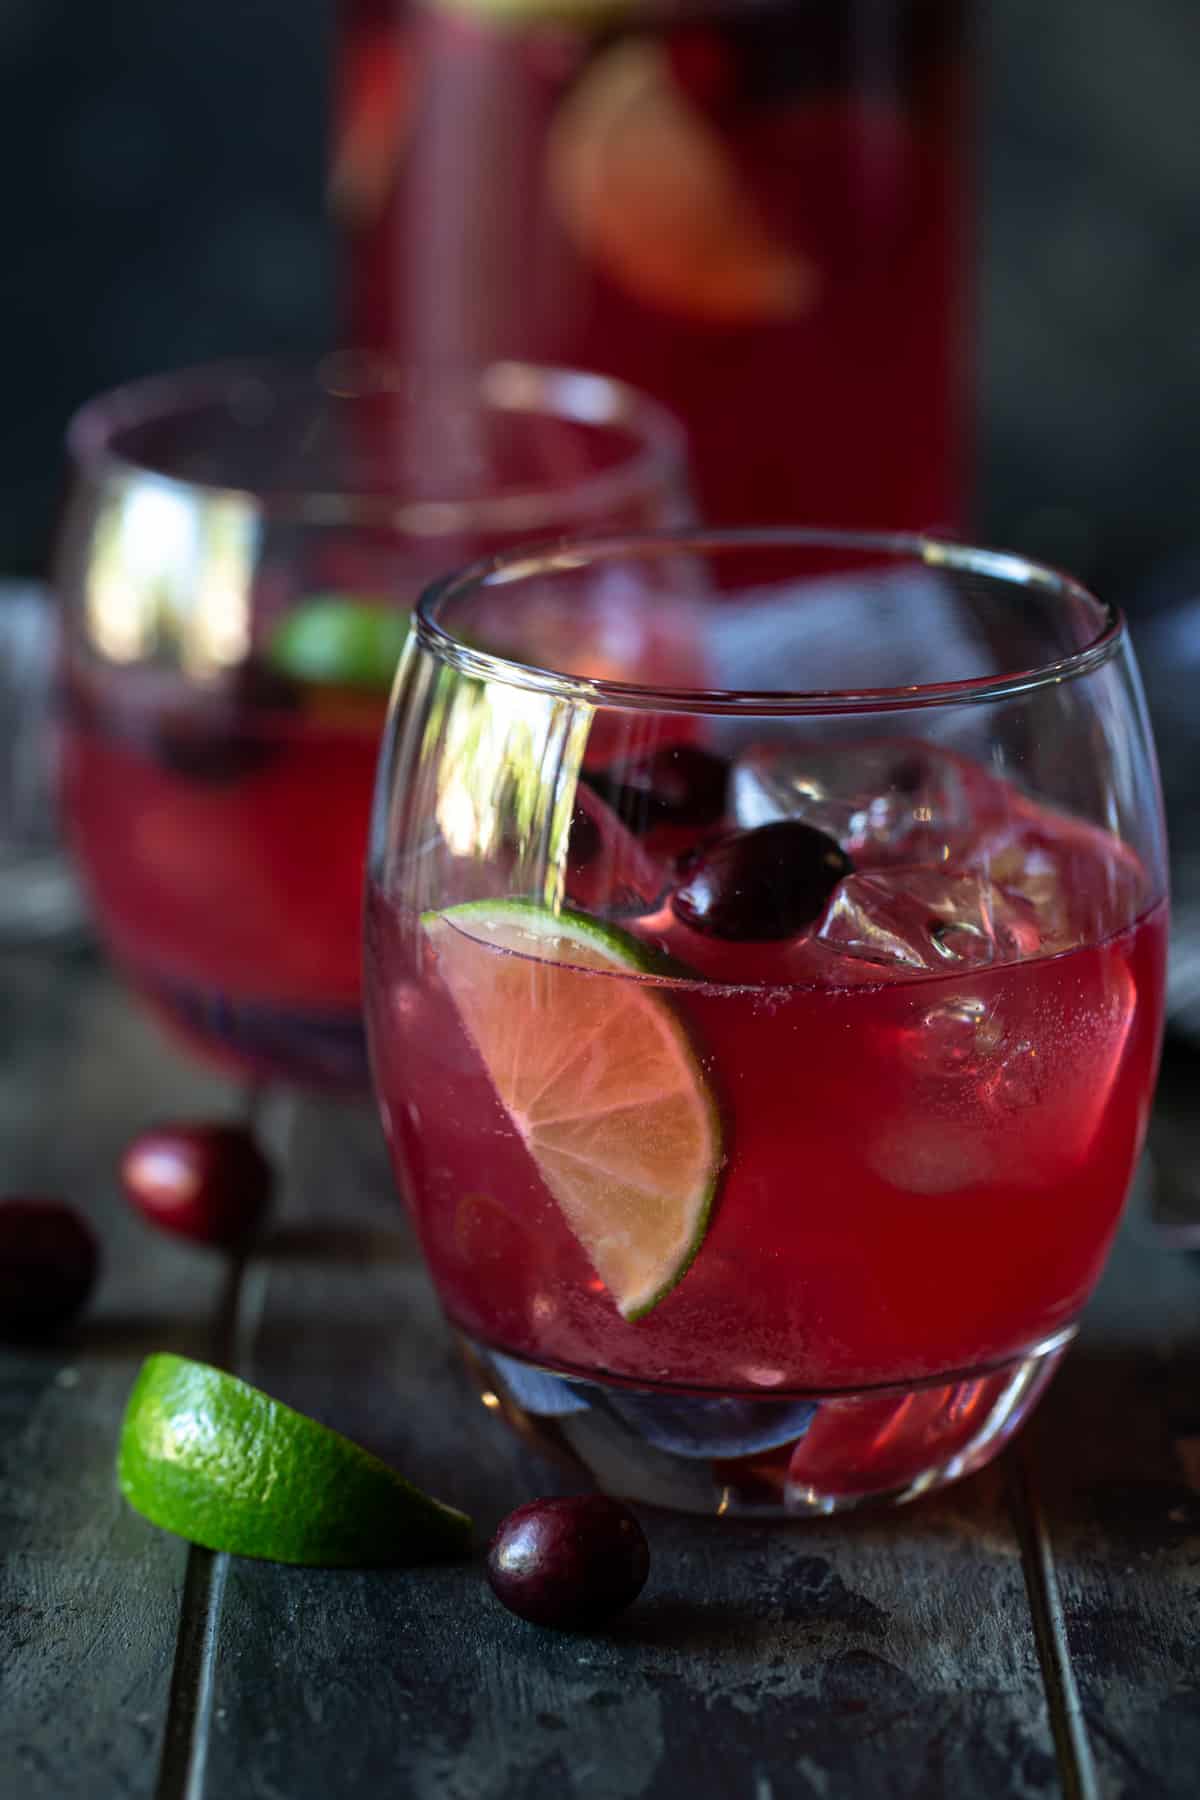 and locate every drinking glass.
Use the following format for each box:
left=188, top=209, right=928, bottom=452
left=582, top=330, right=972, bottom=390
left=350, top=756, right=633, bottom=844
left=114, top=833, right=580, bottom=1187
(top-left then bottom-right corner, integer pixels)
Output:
left=364, top=529, right=1167, bottom=1514
left=55, top=356, right=689, bottom=1088
left=335, top=0, right=971, bottom=531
